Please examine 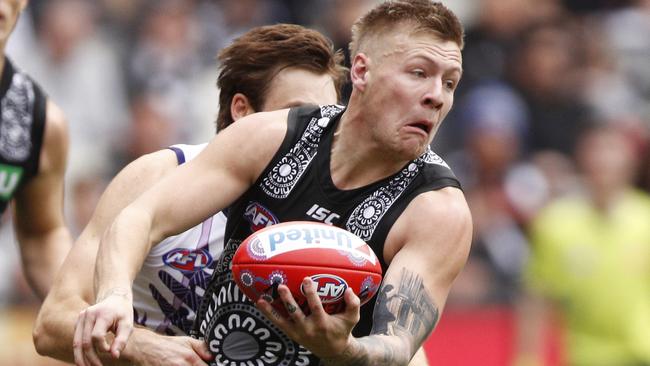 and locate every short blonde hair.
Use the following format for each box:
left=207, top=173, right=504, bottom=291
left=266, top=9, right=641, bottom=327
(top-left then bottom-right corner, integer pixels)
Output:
left=349, top=0, right=464, bottom=57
